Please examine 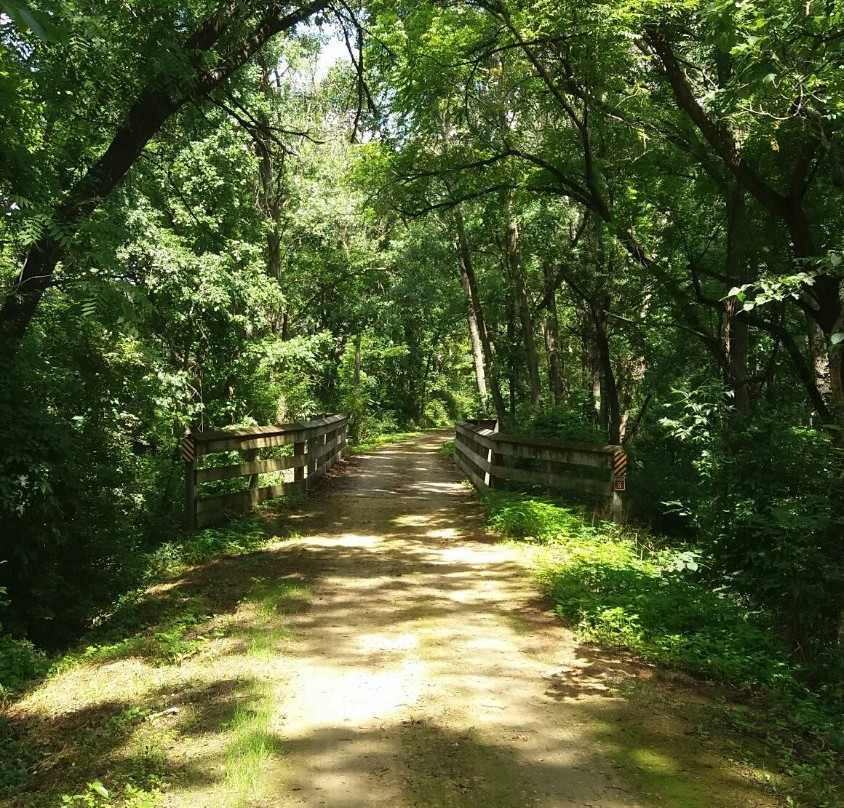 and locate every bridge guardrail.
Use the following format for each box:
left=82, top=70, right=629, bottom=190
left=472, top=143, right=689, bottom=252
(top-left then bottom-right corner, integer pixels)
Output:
left=183, top=414, right=348, bottom=529
left=454, top=419, right=626, bottom=520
